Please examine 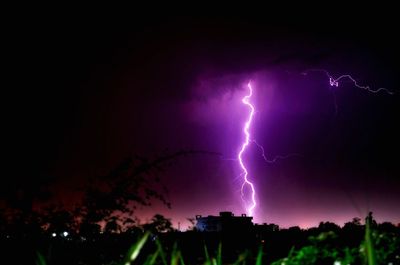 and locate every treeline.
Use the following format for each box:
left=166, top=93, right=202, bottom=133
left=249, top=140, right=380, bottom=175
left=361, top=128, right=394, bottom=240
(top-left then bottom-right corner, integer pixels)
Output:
left=0, top=212, right=399, bottom=265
